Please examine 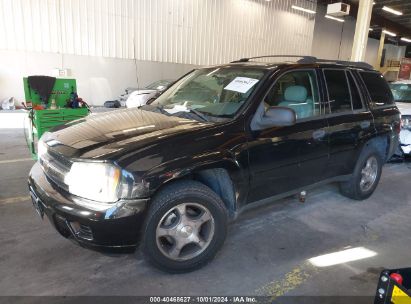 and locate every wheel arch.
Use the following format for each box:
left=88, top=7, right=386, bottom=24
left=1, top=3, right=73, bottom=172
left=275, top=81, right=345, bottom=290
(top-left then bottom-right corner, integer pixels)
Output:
left=144, top=158, right=243, bottom=217
left=363, top=135, right=390, bottom=162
